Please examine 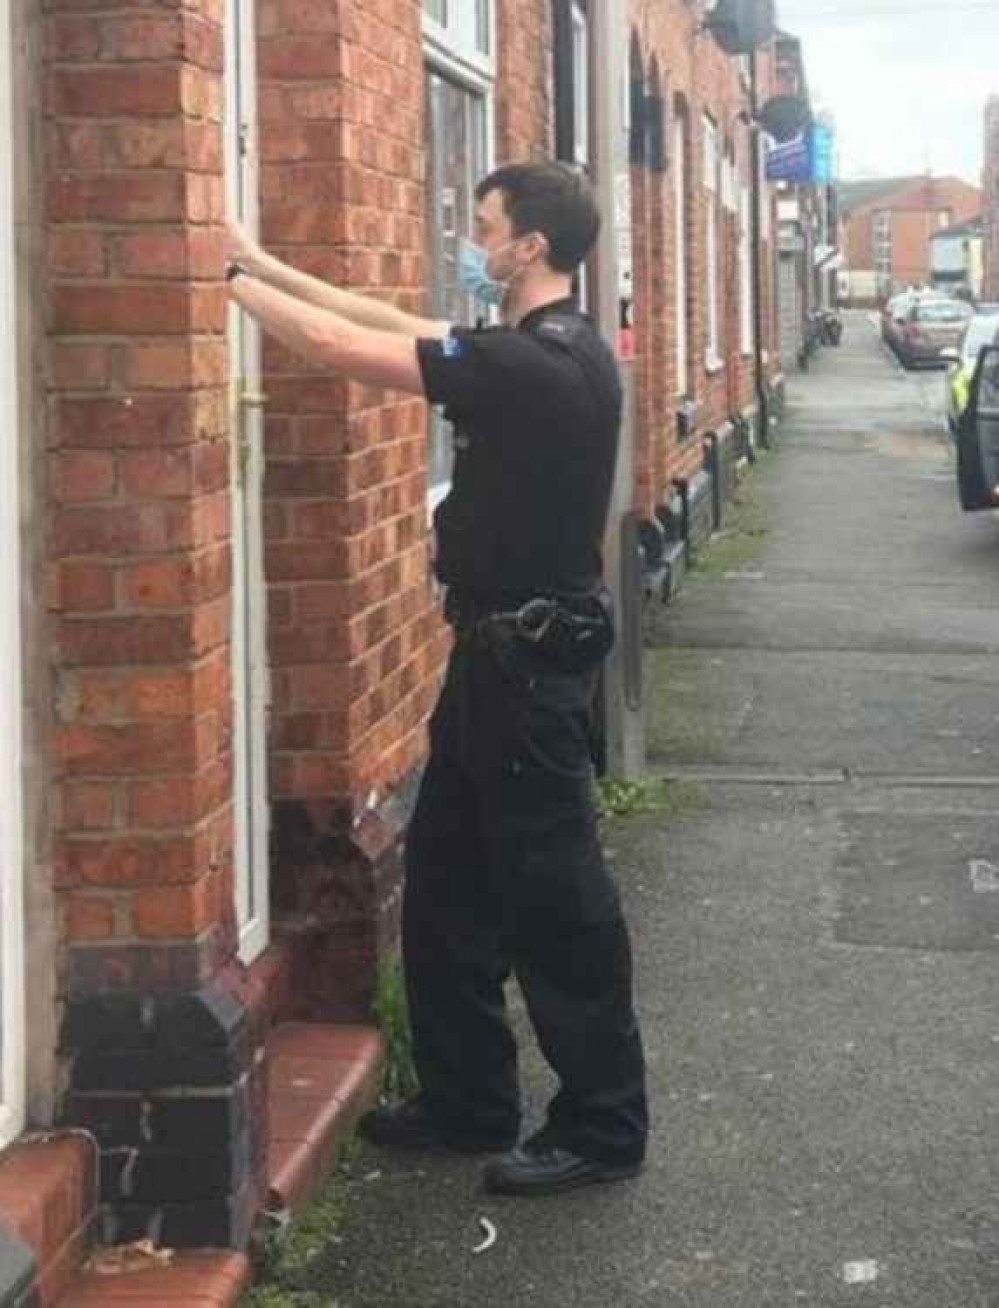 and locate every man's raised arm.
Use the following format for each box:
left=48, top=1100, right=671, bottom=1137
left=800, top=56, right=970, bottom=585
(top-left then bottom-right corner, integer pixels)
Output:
left=228, top=268, right=430, bottom=395
left=226, top=220, right=450, bottom=341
